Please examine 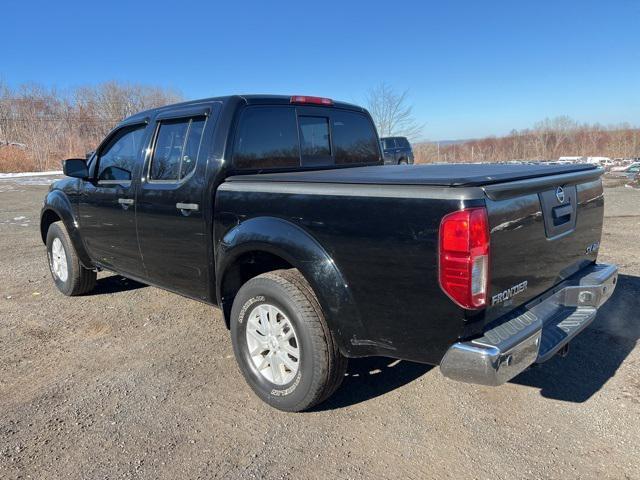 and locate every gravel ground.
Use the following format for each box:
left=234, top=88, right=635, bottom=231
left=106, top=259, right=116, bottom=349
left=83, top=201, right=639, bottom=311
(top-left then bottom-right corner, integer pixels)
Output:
left=0, top=175, right=639, bottom=480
